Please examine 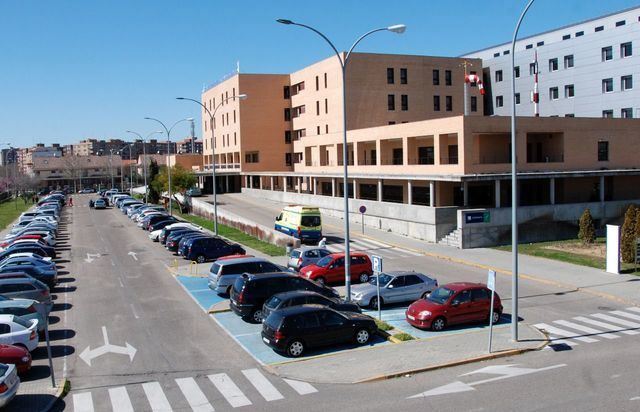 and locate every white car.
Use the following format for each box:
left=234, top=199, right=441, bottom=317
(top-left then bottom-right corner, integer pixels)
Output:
left=149, top=223, right=202, bottom=241
left=0, top=364, right=19, bottom=407
left=0, top=252, right=52, bottom=263
left=0, top=315, right=39, bottom=352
